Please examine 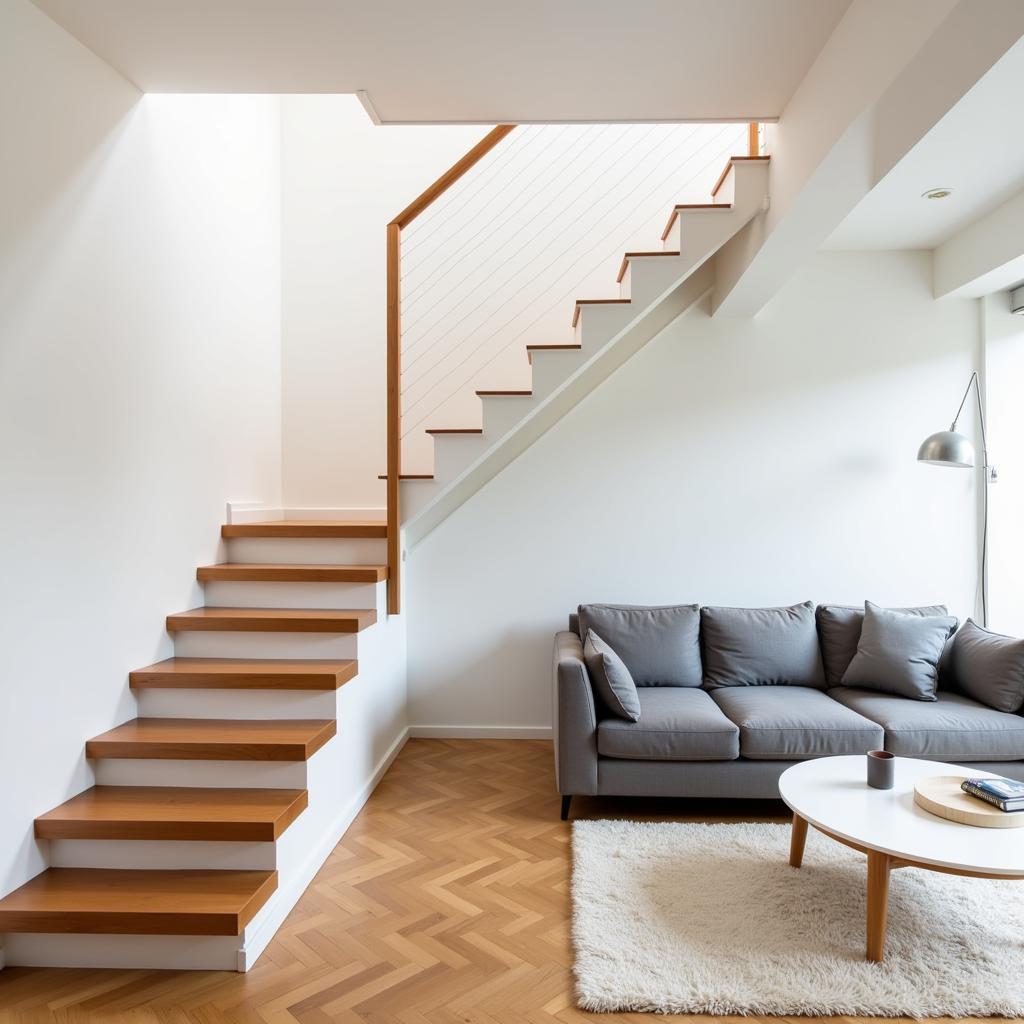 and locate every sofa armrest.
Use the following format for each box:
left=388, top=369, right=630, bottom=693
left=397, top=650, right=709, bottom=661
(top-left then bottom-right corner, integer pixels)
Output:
left=553, top=630, right=599, bottom=796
